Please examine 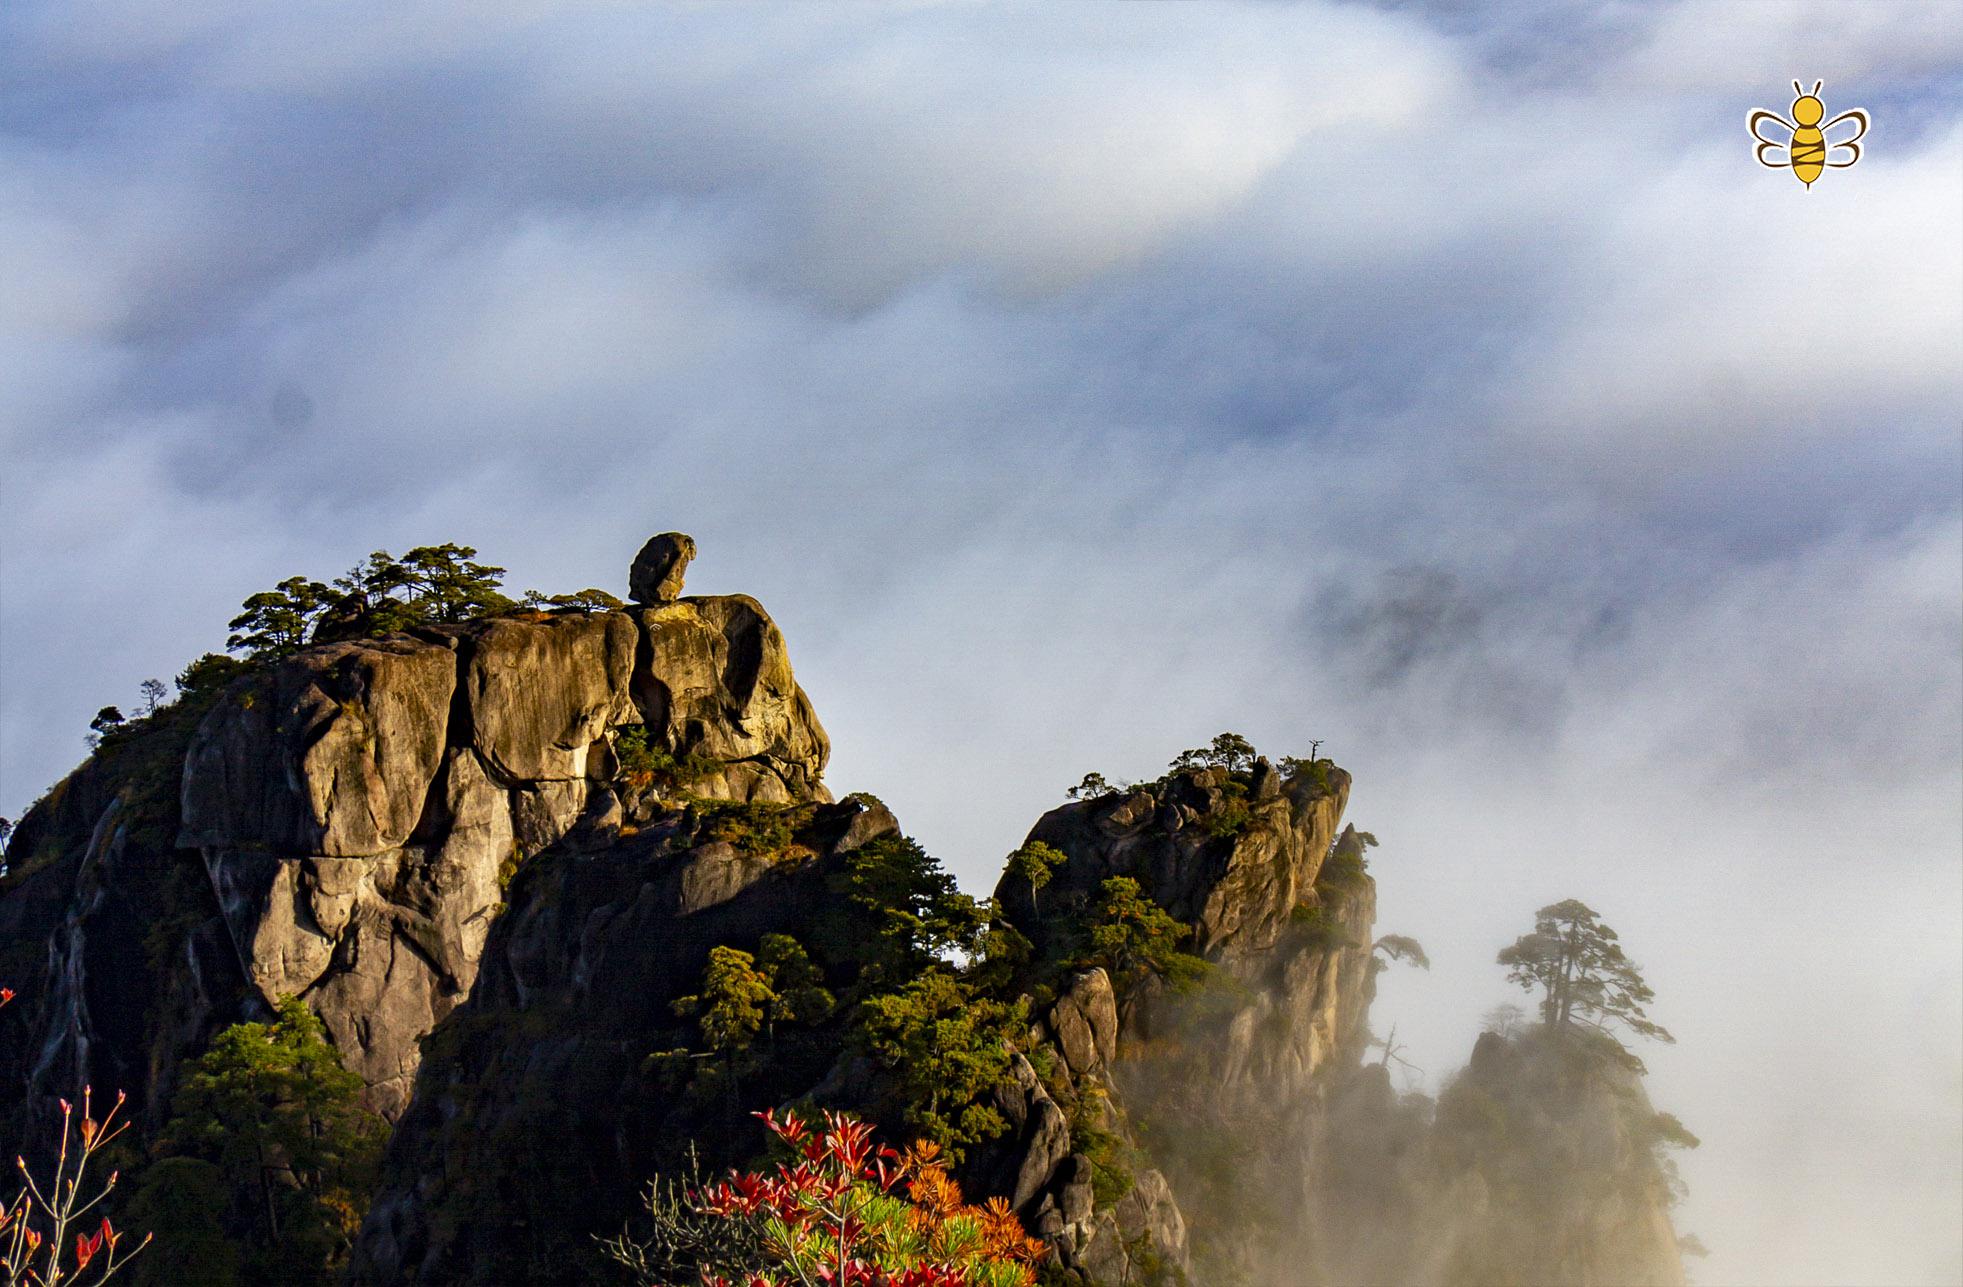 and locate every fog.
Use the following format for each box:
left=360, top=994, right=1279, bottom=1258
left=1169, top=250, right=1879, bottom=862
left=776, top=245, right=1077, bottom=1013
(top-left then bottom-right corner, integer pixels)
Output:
left=2, top=3, right=1958, bottom=1282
